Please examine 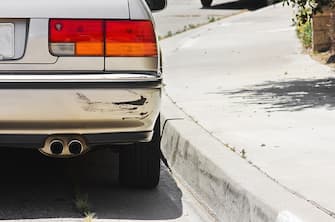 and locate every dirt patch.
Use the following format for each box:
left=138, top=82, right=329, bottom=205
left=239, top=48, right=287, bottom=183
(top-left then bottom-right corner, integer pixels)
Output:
left=310, top=50, right=335, bottom=69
